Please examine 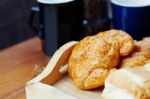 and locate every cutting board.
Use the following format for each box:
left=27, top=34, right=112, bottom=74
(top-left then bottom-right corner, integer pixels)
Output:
left=26, top=41, right=103, bottom=99
left=54, top=76, right=103, bottom=99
